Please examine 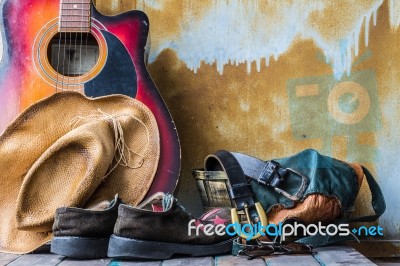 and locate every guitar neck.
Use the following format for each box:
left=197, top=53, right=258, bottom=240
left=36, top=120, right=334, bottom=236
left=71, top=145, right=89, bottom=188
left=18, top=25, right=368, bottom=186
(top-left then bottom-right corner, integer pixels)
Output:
left=59, top=0, right=92, bottom=32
